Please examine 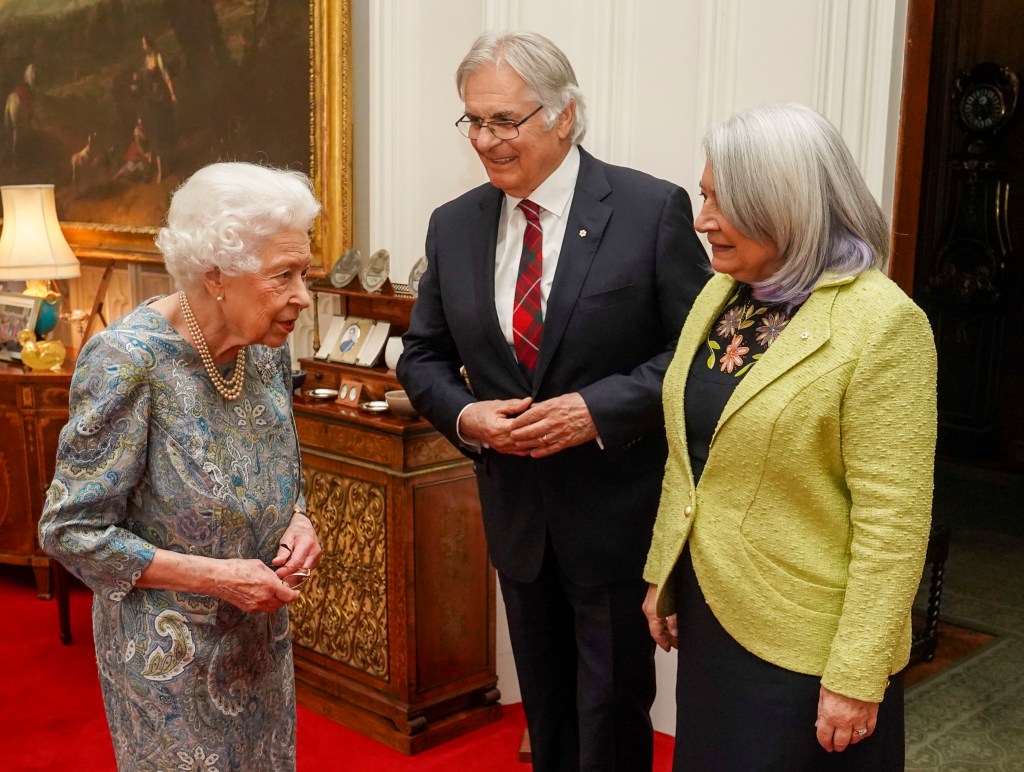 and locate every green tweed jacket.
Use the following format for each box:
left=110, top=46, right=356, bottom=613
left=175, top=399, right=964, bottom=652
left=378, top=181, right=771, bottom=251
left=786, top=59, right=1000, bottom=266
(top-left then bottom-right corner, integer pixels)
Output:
left=644, top=268, right=937, bottom=702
